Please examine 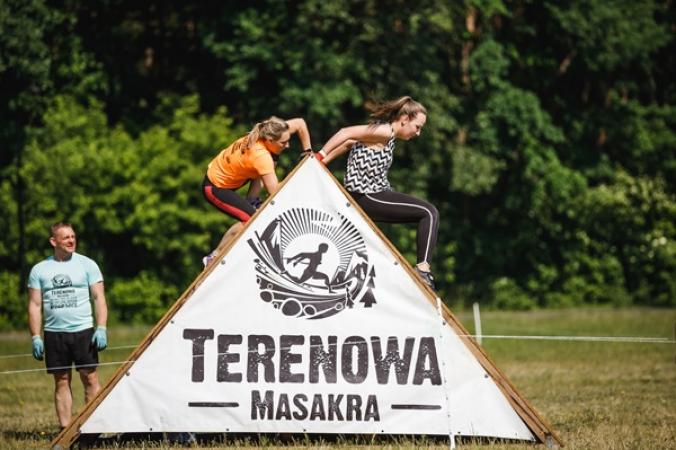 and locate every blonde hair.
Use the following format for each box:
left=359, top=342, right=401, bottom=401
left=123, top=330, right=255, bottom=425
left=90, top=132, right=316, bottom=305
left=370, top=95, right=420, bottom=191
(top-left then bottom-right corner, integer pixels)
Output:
left=246, top=116, right=289, bottom=148
left=368, top=96, right=427, bottom=123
